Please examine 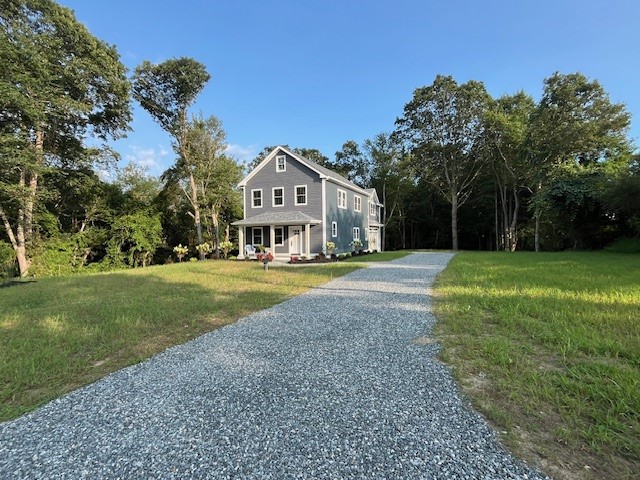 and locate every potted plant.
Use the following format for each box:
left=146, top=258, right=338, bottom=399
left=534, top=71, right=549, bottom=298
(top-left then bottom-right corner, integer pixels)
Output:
left=173, top=244, right=189, bottom=262
left=219, top=240, right=234, bottom=259
left=350, top=239, right=363, bottom=255
left=325, top=241, right=336, bottom=259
